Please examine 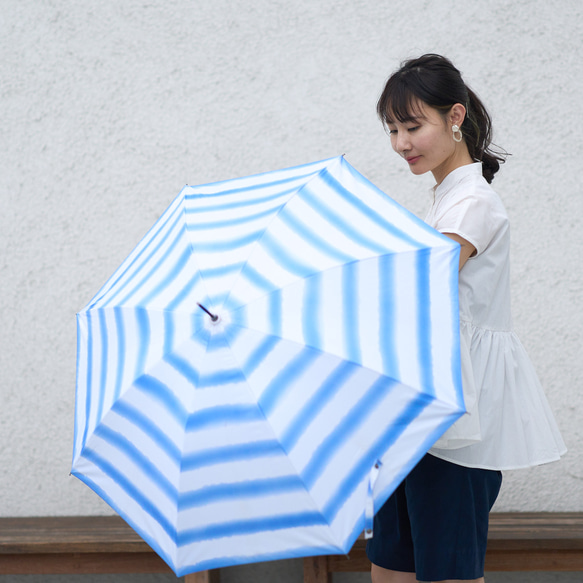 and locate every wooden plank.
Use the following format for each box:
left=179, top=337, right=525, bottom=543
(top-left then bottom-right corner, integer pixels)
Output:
left=184, top=570, right=221, bottom=583
left=327, top=553, right=370, bottom=572
left=0, top=516, right=147, bottom=554
left=321, top=548, right=583, bottom=574
left=303, top=555, right=331, bottom=583
left=2, top=513, right=583, bottom=578
left=306, top=512, right=583, bottom=575
left=0, top=517, right=219, bottom=580
left=485, top=549, right=583, bottom=572
left=0, top=552, right=171, bottom=574
left=488, top=512, right=583, bottom=547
